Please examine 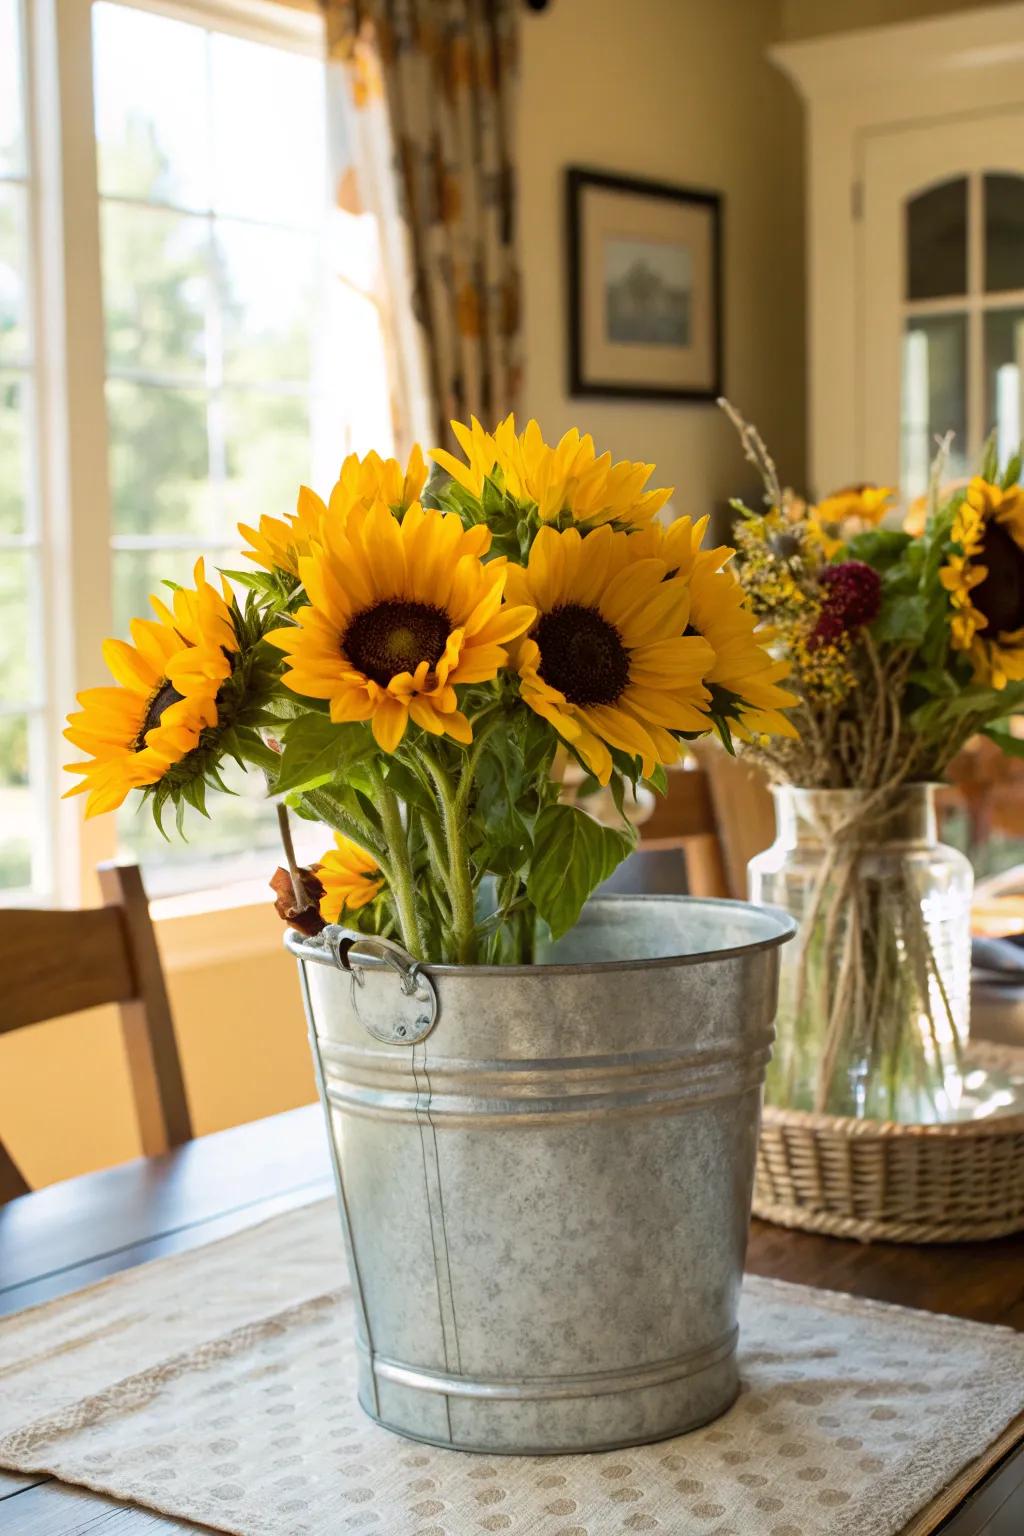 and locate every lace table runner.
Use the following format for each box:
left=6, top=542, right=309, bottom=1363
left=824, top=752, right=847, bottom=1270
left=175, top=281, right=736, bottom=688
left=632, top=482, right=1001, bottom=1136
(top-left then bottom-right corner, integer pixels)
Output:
left=1, top=1198, right=1023, bottom=1536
